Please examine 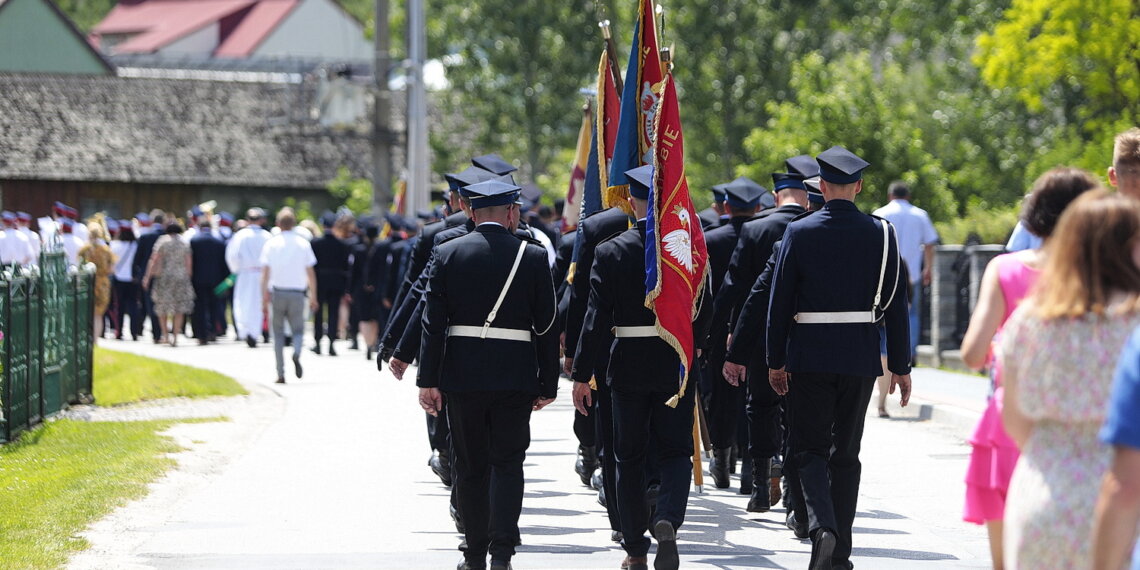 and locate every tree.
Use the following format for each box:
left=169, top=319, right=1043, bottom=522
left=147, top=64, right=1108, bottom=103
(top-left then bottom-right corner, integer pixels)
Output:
left=425, top=0, right=601, bottom=181
left=975, top=0, right=1140, bottom=131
